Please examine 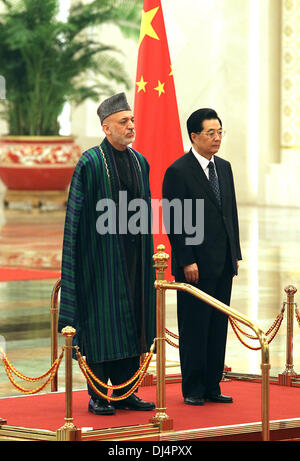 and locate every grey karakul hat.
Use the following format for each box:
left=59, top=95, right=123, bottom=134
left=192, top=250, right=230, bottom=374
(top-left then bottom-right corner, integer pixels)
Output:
left=97, top=92, right=131, bottom=124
